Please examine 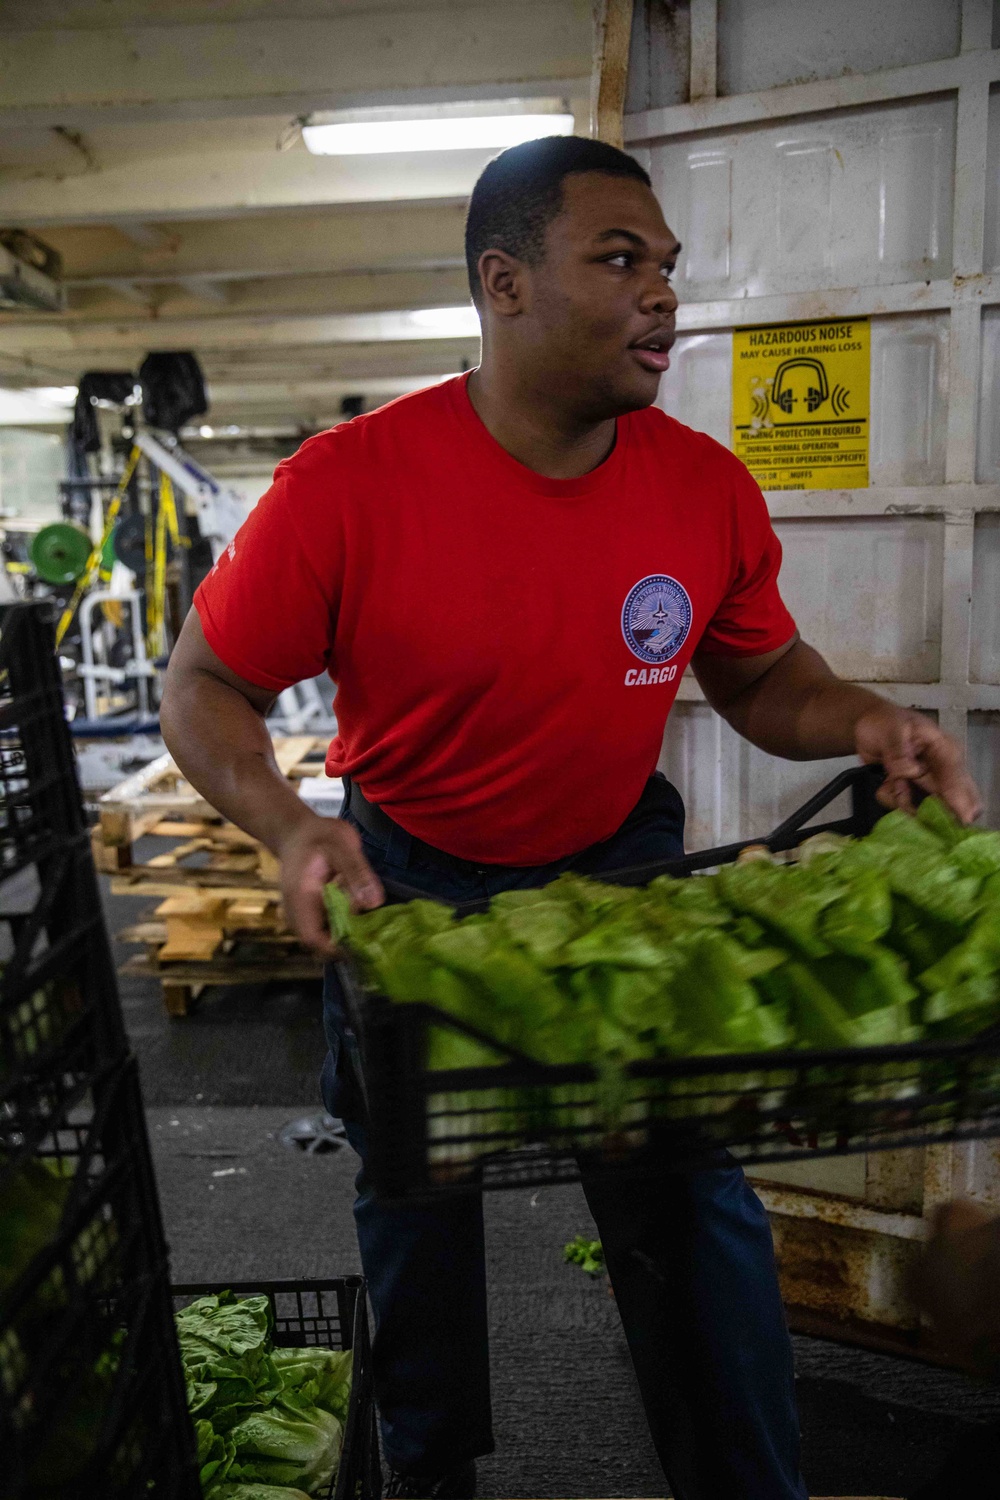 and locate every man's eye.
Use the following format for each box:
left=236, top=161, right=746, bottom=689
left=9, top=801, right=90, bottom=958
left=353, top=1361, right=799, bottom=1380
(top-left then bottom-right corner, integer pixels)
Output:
left=661, top=265, right=676, bottom=281
left=607, top=253, right=632, bottom=268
